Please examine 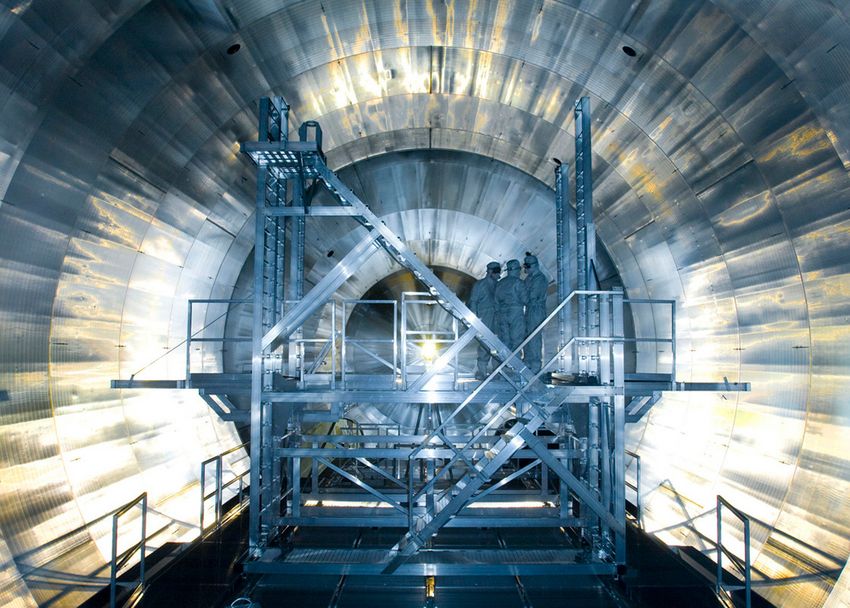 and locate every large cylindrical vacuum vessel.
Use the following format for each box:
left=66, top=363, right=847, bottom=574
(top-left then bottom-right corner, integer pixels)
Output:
left=0, top=1, right=848, bottom=606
